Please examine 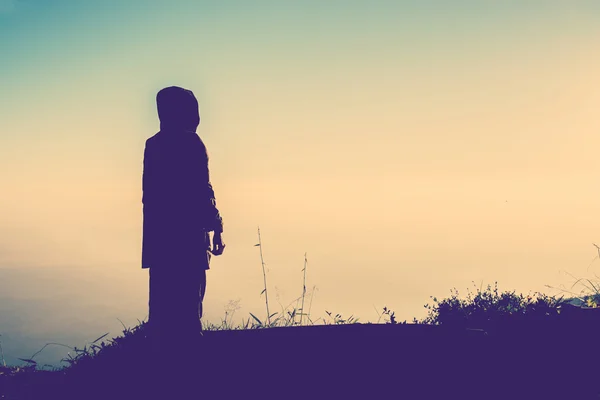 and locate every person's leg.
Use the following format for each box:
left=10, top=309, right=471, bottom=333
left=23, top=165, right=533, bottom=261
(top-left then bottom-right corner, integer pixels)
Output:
left=149, top=265, right=174, bottom=355
left=199, top=242, right=210, bottom=331
left=148, top=267, right=159, bottom=324
left=170, top=265, right=203, bottom=341
left=199, top=269, right=206, bottom=331
left=185, top=267, right=203, bottom=337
